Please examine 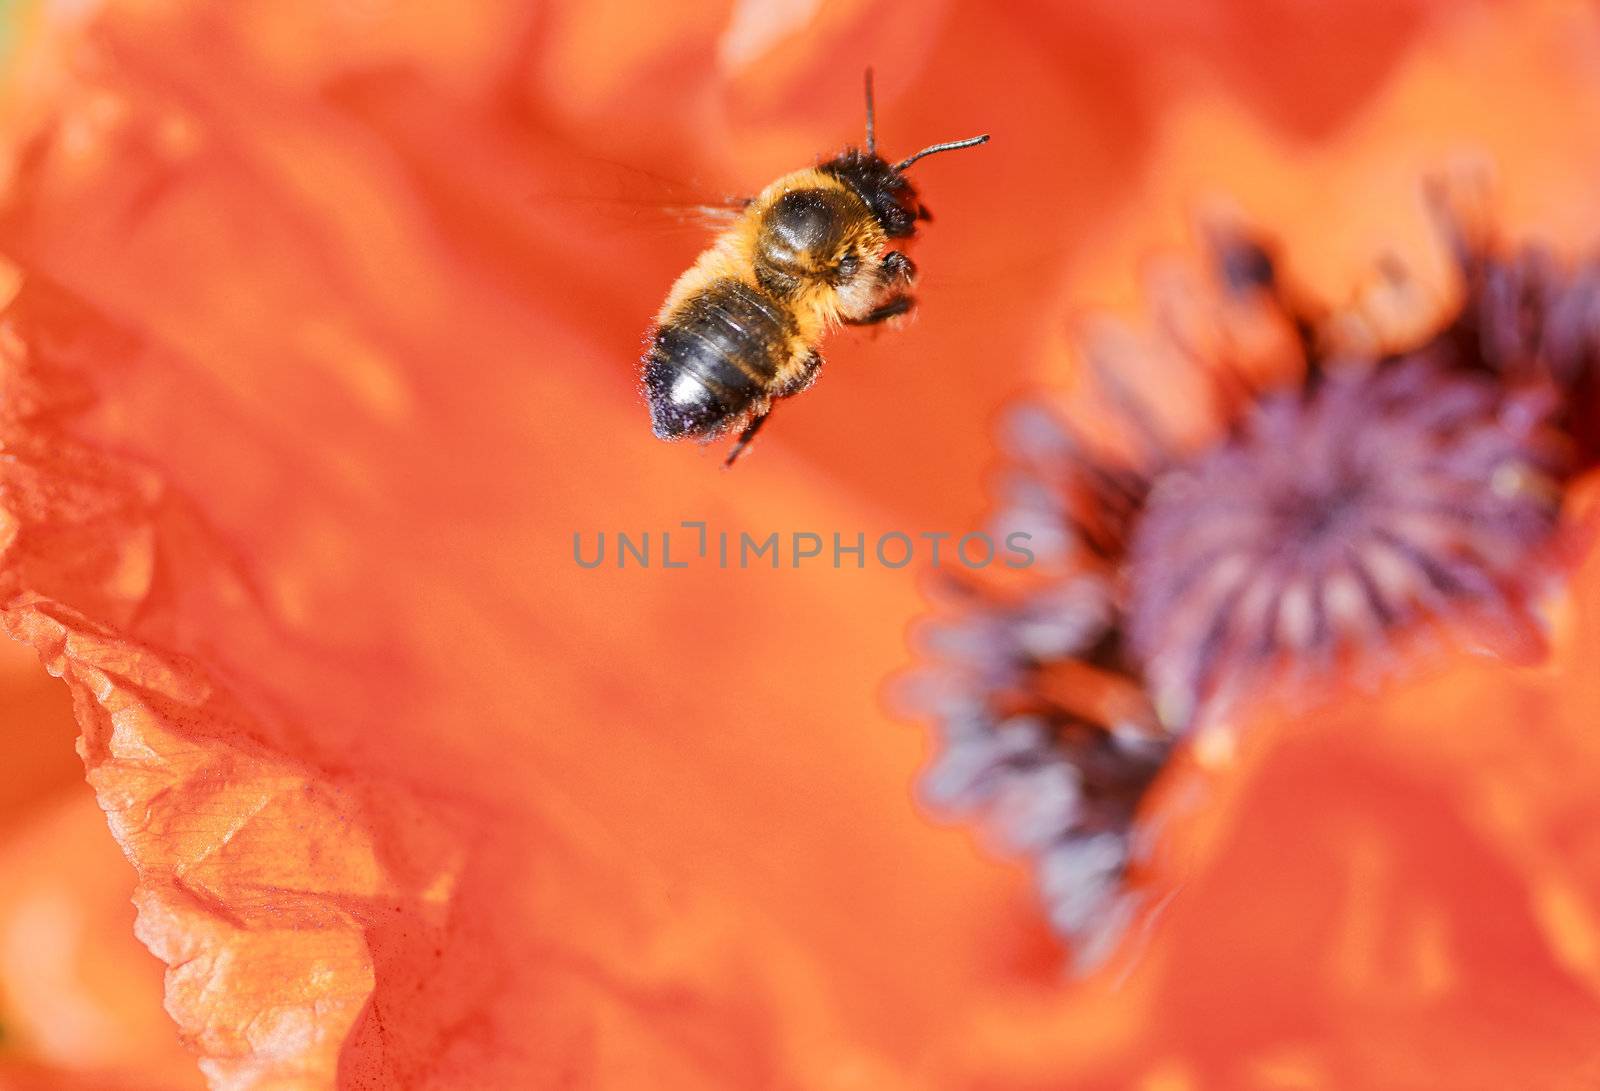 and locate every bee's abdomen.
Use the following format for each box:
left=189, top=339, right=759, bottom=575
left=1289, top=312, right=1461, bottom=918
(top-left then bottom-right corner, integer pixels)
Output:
left=644, top=278, right=792, bottom=439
